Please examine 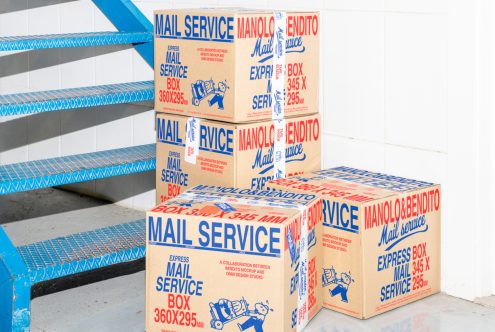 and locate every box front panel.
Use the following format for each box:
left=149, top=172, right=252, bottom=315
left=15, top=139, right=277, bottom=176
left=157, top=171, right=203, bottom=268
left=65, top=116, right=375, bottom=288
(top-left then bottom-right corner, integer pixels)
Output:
left=156, top=114, right=235, bottom=203
left=237, top=114, right=321, bottom=190
left=154, top=11, right=236, bottom=121
left=362, top=186, right=441, bottom=318
left=146, top=213, right=284, bottom=332
left=236, top=13, right=320, bottom=122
